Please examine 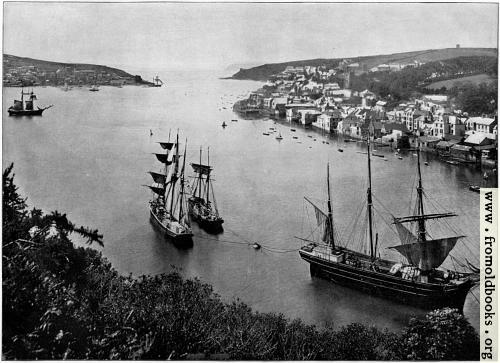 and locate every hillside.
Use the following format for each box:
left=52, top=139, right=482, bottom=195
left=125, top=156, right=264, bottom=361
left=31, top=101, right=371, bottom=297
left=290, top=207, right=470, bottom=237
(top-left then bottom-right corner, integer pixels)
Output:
left=231, top=47, right=497, bottom=81
left=3, top=54, right=150, bottom=85
left=426, top=73, right=496, bottom=90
